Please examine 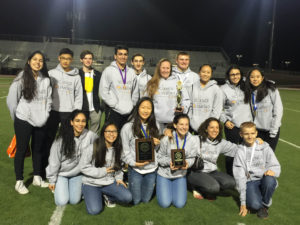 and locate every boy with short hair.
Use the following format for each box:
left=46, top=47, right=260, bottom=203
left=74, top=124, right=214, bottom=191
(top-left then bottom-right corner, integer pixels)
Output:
left=233, top=121, right=281, bottom=219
